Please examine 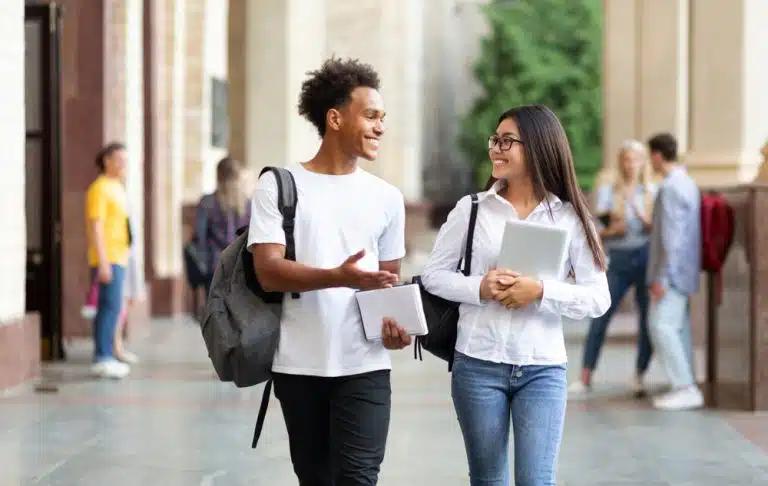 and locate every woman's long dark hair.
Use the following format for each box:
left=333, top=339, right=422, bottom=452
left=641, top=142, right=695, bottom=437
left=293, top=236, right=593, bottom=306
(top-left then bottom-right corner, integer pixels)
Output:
left=485, top=104, right=607, bottom=271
